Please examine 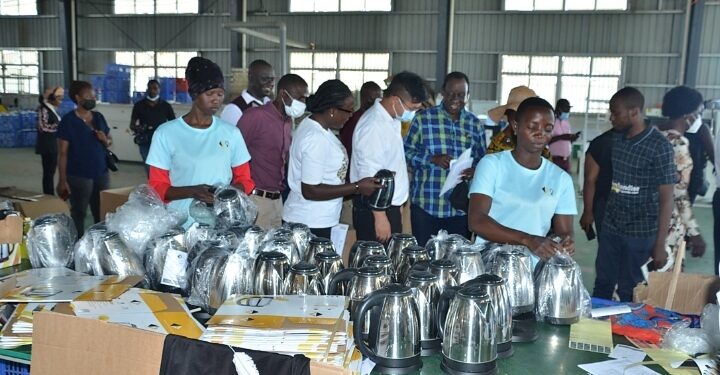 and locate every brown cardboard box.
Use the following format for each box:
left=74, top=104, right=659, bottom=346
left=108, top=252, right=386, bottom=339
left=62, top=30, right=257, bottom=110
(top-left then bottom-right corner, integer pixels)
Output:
left=32, top=312, right=351, bottom=375
left=0, top=187, right=69, bottom=219
left=0, top=215, right=22, bottom=244
left=100, top=186, right=134, bottom=219
left=633, top=272, right=720, bottom=315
